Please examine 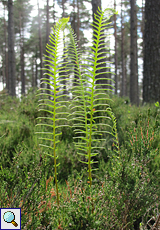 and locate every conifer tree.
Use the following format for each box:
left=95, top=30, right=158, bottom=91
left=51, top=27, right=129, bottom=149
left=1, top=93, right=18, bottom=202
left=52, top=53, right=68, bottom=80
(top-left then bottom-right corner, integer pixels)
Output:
left=130, top=0, right=139, bottom=105
left=114, top=0, right=118, bottom=94
left=14, top=0, right=32, bottom=95
left=143, top=0, right=160, bottom=103
left=8, top=0, right=16, bottom=96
